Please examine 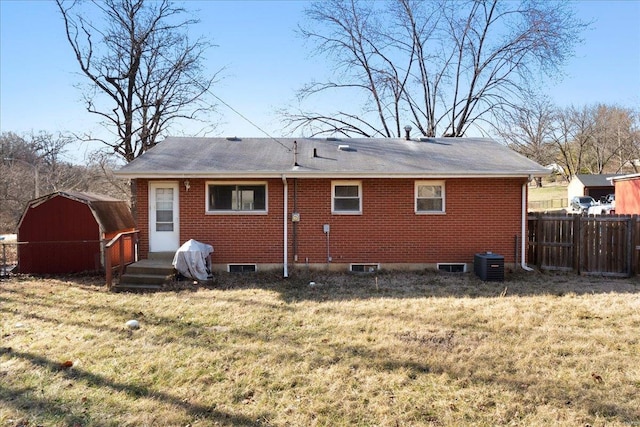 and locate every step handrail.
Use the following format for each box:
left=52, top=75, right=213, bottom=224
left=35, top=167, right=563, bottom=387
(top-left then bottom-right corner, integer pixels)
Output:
left=104, top=230, right=139, bottom=289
